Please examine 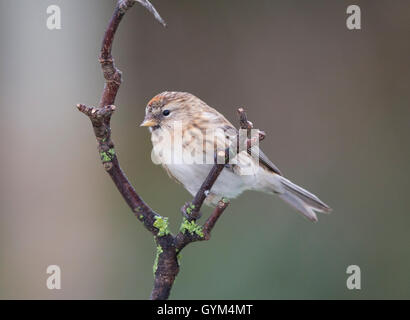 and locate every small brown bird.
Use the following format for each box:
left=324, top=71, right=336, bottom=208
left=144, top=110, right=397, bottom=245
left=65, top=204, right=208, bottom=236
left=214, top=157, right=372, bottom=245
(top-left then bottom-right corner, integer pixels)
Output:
left=141, top=91, right=331, bottom=222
